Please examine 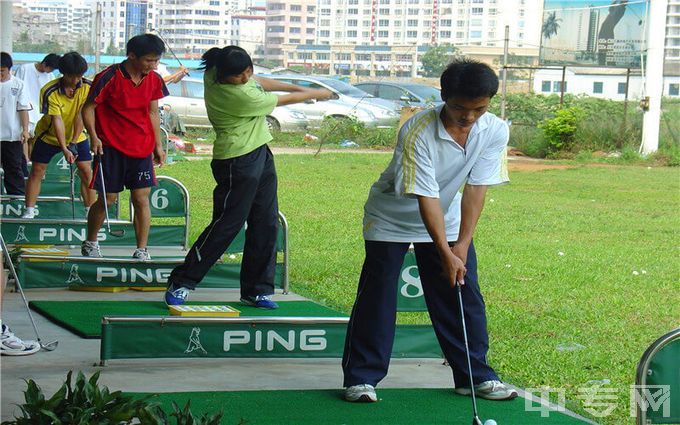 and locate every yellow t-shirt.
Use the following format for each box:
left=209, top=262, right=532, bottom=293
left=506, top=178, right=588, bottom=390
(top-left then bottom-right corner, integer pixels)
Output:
left=34, top=78, right=91, bottom=146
